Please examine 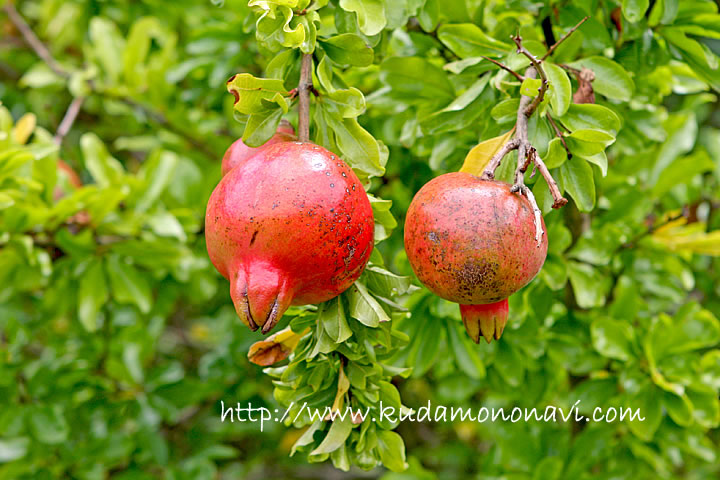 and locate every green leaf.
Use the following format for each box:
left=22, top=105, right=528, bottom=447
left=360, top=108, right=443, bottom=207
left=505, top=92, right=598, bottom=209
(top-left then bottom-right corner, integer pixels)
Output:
left=445, top=321, right=485, bottom=379
left=323, top=111, right=384, bottom=177
left=18, top=63, right=65, bottom=88
left=81, top=133, right=125, bottom=187
left=544, top=137, right=568, bottom=169
left=227, top=73, right=289, bottom=115
left=652, top=150, right=715, bottom=196
left=649, top=0, right=679, bottom=25
left=310, top=415, right=353, bottom=454
left=560, top=104, right=621, bottom=136
left=29, top=406, right=70, bottom=445
left=532, top=456, right=563, bottom=480
left=520, top=77, right=543, bottom=97
left=649, top=112, right=697, bottom=184
left=568, top=57, right=635, bottom=101
left=106, top=256, right=153, bottom=314
left=545, top=63, right=572, bottom=116
left=591, top=317, right=636, bottom=361
left=626, top=384, right=662, bottom=441
left=318, top=297, right=352, bottom=343
left=380, top=57, right=454, bottom=103
left=255, top=6, right=306, bottom=51
left=345, top=281, right=389, bottom=327
left=622, top=0, right=650, bottom=22
left=663, top=390, right=694, bottom=426
left=134, top=150, right=179, bottom=213
left=559, top=158, right=595, bottom=212
left=320, top=34, right=373, bottom=66
left=376, top=430, right=407, bottom=472
left=78, top=260, right=108, bottom=332
left=565, top=129, right=615, bottom=156
left=663, top=28, right=720, bottom=91
left=0, top=437, right=29, bottom=462
left=243, top=108, right=284, bottom=148
left=648, top=306, right=720, bottom=359
left=567, top=261, right=609, bottom=308
left=123, top=17, right=169, bottom=89
left=688, top=390, right=720, bottom=428
left=88, top=17, right=126, bottom=84
left=437, top=23, right=512, bottom=58
left=338, top=0, right=386, bottom=35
